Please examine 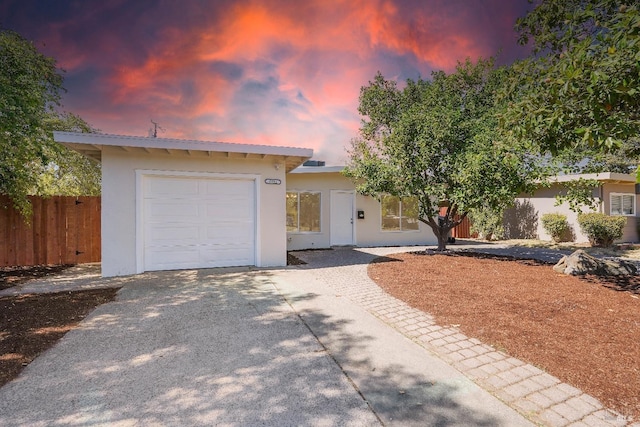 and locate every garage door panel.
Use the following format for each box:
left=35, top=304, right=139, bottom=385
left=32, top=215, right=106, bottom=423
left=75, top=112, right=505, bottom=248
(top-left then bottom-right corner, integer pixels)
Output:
left=145, top=201, right=201, bottom=219
left=205, top=180, right=251, bottom=196
left=145, top=177, right=200, bottom=196
left=200, top=247, right=254, bottom=266
left=146, top=225, right=200, bottom=244
left=206, top=203, right=252, bottom=219
left=143, top=175, right=256, bottom=271
left=205, top=224, right=253, bottom=241
left=145, top=246, right=200, bottom=270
